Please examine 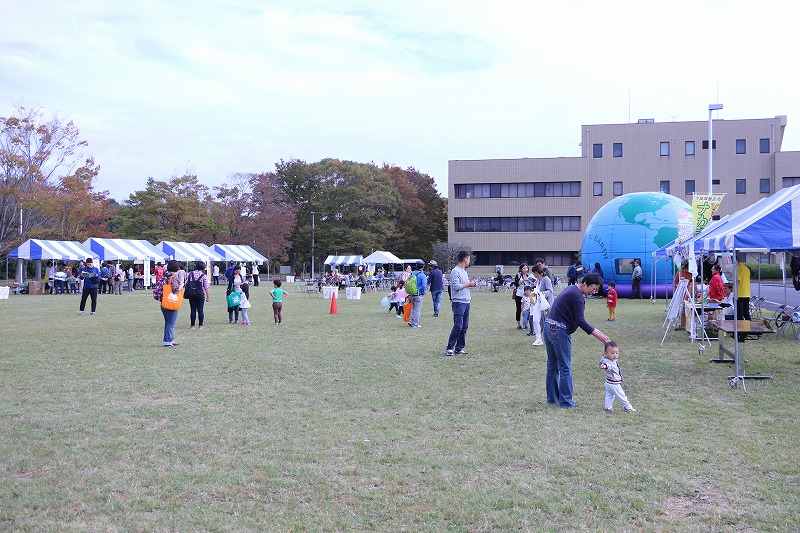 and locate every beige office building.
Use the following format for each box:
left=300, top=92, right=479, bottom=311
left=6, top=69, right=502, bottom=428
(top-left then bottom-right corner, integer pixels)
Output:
left=448, top=115, right=800, bottom=268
